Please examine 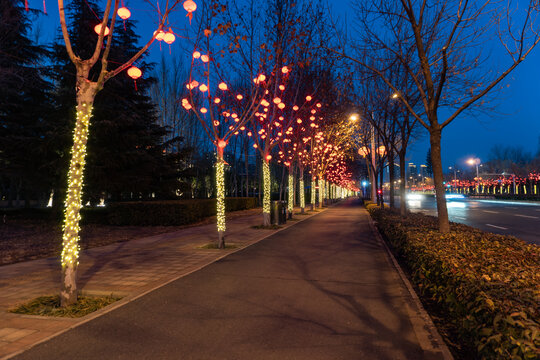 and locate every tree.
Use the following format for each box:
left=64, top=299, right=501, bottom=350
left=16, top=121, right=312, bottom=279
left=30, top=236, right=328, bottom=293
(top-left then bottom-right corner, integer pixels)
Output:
left=337, top=0, right=540, bottom=232
left=54, top=0, right=194, bottom=306
left=0, top=0, right=52, bottom=207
